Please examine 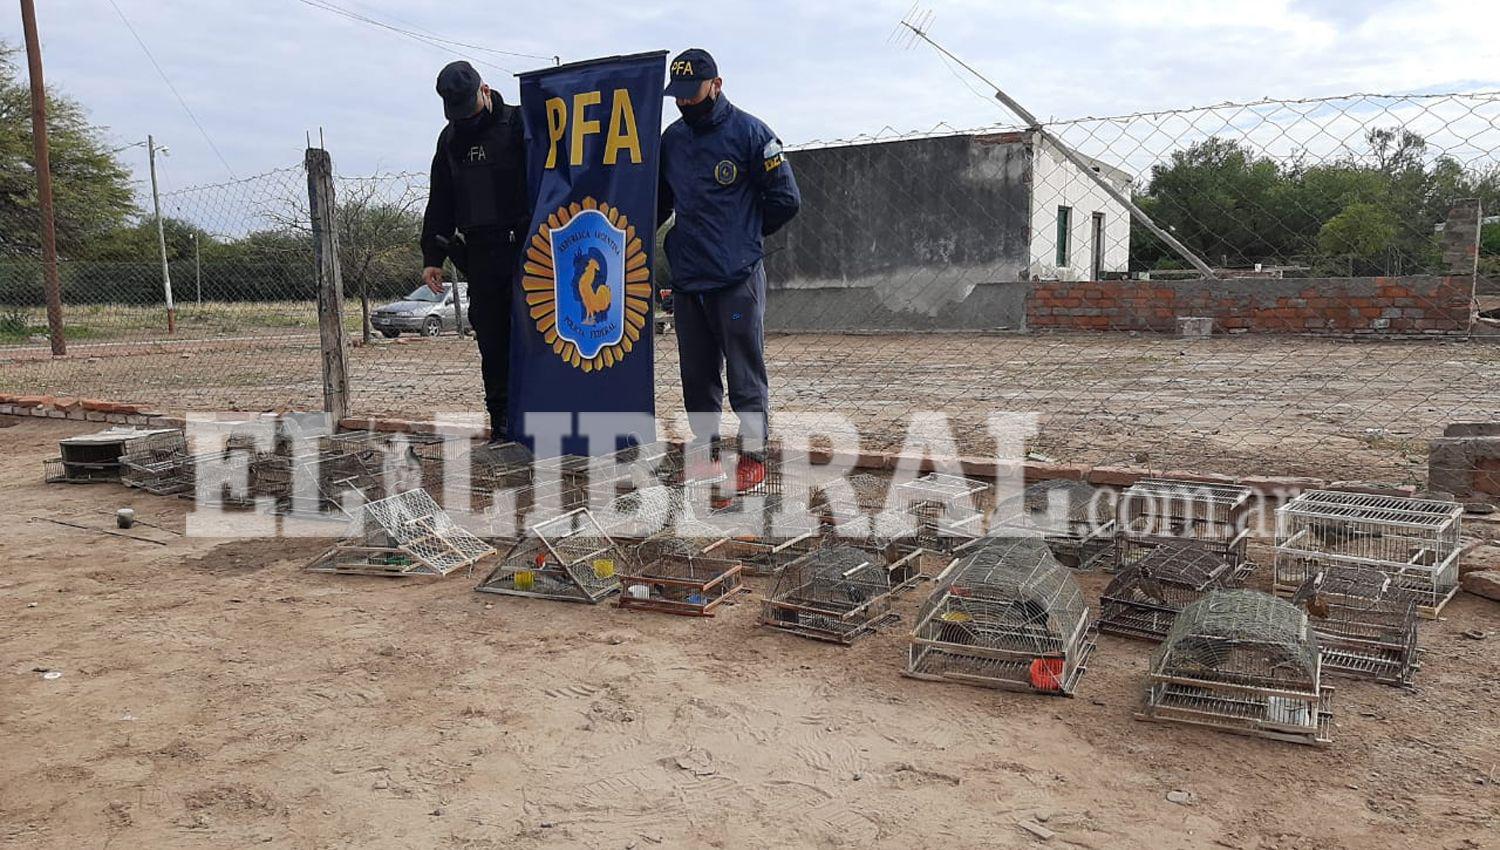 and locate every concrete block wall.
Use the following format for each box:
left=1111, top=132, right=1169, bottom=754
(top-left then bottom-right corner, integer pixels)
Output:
left=1027, top=275, right=1476, bottom=335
